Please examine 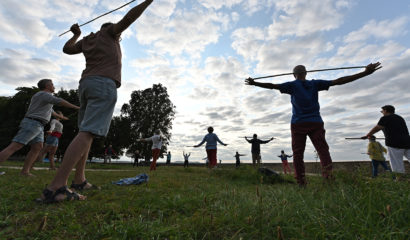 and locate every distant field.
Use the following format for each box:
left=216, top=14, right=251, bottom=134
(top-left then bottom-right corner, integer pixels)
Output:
left=0, top=165, right=409, bottom=239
